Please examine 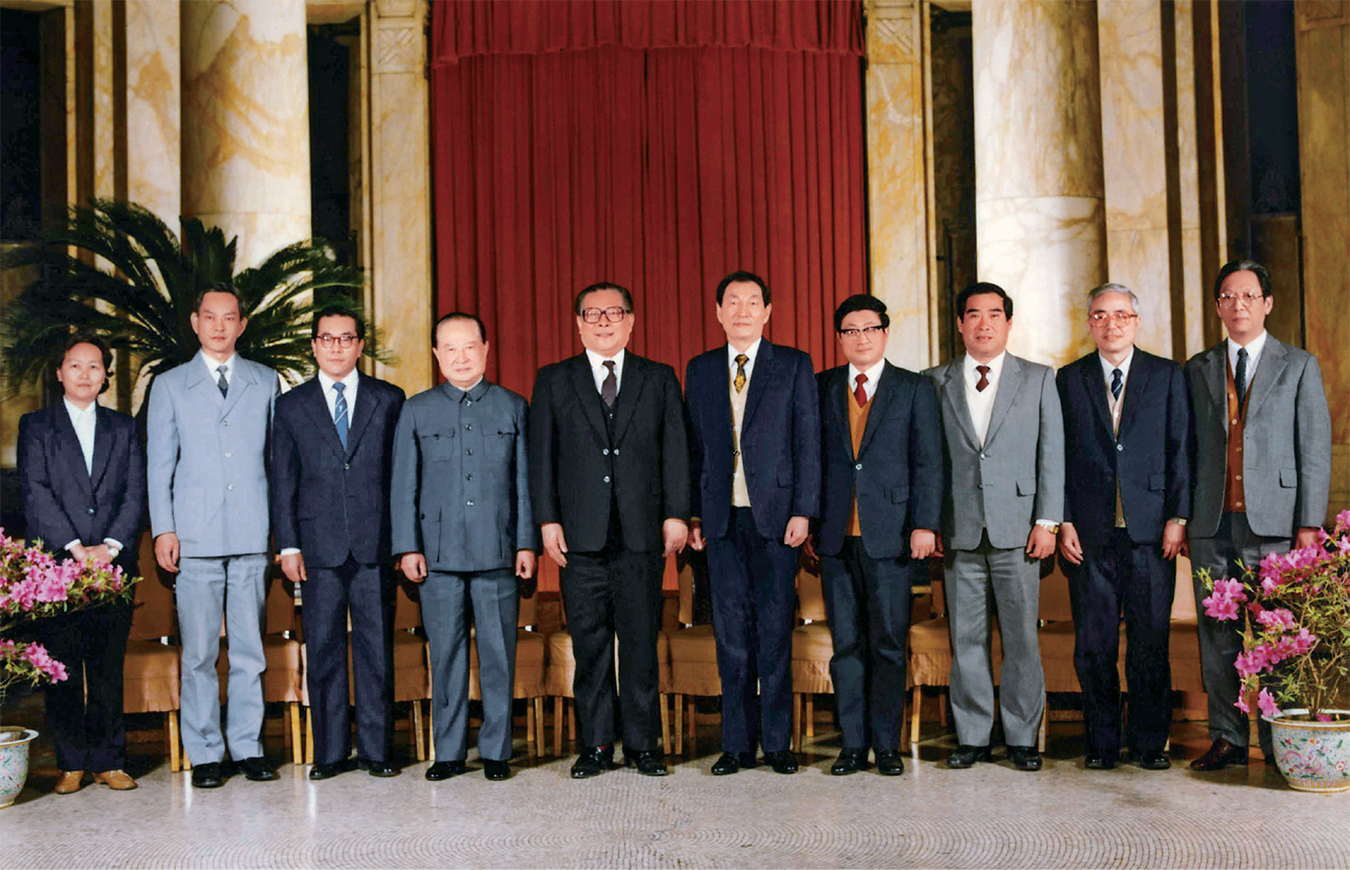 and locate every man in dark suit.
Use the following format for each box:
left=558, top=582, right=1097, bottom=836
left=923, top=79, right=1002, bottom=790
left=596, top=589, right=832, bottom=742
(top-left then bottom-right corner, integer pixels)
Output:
left=806, top=294, right=942, bottom=777
left=271, top=305, right=406, bottom=780
left=392, top=312, right=537, bottom=782
left=1057, top=283, right=1190, bottom=772
left=18, top=335, right=144, bottom=794
left=529, top=283, right=690, bottom=778
left=686, top=271, right=821, bottom=776
left=1185, top=259, right=1332, bottom=770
